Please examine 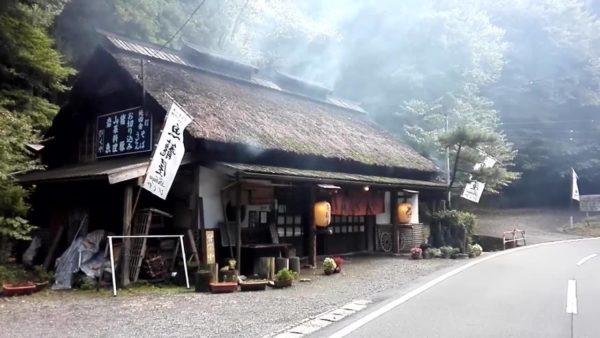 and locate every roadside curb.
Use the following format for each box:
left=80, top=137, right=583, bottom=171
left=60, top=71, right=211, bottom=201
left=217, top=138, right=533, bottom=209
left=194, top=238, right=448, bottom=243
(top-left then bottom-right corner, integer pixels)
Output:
left=327, top=237, right=600, bottom=338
